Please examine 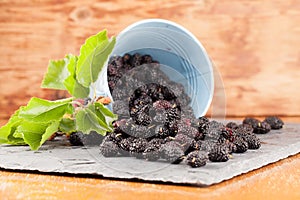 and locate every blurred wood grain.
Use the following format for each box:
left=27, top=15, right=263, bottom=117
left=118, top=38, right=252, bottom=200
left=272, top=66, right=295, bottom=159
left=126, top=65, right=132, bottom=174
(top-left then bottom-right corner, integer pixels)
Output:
left=0, top=0, right=300, bottom=120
